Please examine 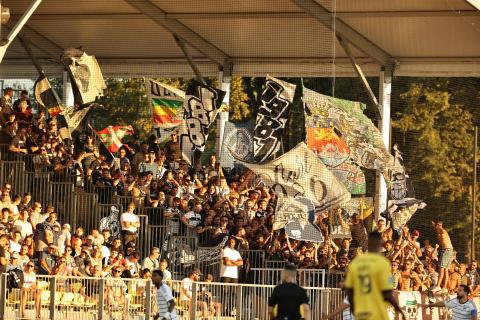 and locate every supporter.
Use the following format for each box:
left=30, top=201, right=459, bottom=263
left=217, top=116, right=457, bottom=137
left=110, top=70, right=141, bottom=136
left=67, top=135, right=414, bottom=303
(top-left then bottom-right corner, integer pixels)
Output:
left=29, top=202, right=46, bottom=229
left=0, top=234, right=9, bottom=273
left=181, top=269, right=208, bottom=318
left=0, top=87, right=14, bottom=125
left=120, top=202, right=140, bottom=246
left=181, top=201, right=203, bottom=229
left=220, top=237, right=243, bottom=283
left=9, top=126, right=28, bottom=154
left=9, top=231, right=22, bottom=253
left=13, top=90, right=32, bottom=112
left=0, top=121, right=16, bottom=144
left=467, top=261, right=480, bottom=292
left=19, top=261, right=39, bottom=319
left=159, top=258, right=172, bottom=285
left=142, top=246, right=160, bottom=271
left=433, top=220, right=454, bottom=291
left=18, top=192, right=32, bottom=211
left=38, top=244, right=57, bottom=275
